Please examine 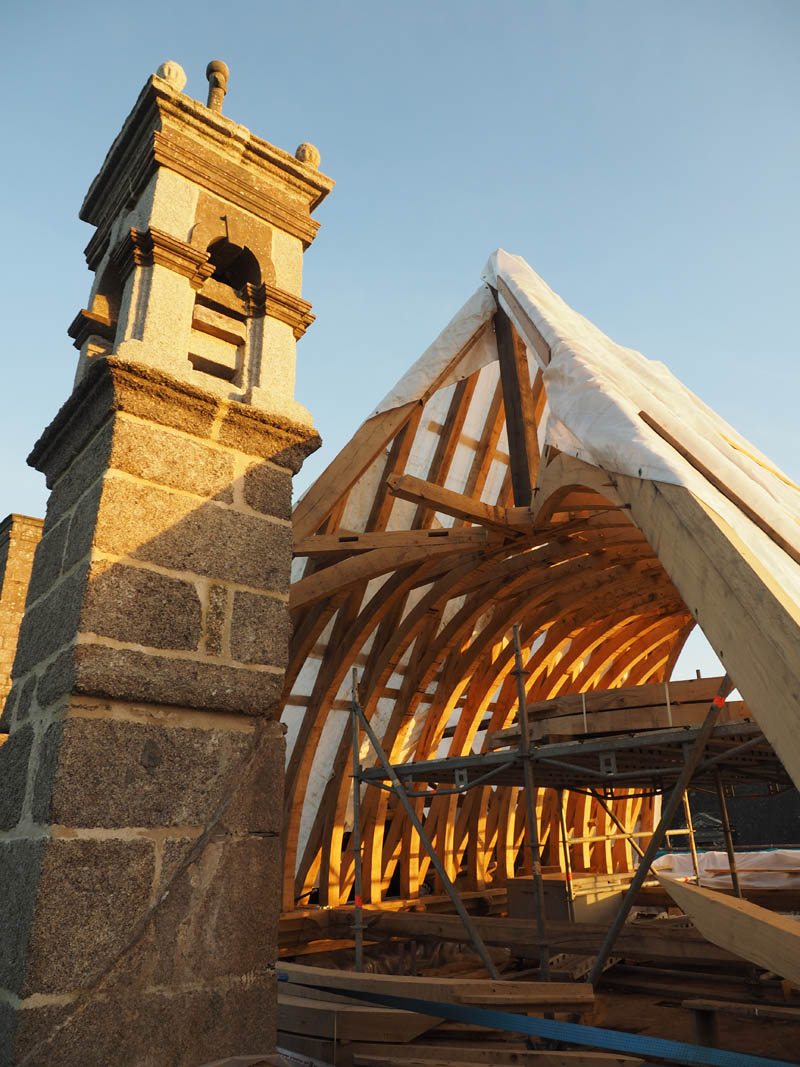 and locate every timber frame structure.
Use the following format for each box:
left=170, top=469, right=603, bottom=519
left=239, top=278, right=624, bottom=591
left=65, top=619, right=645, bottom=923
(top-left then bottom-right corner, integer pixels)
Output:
left=281, top=250, right=800, bottom=913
